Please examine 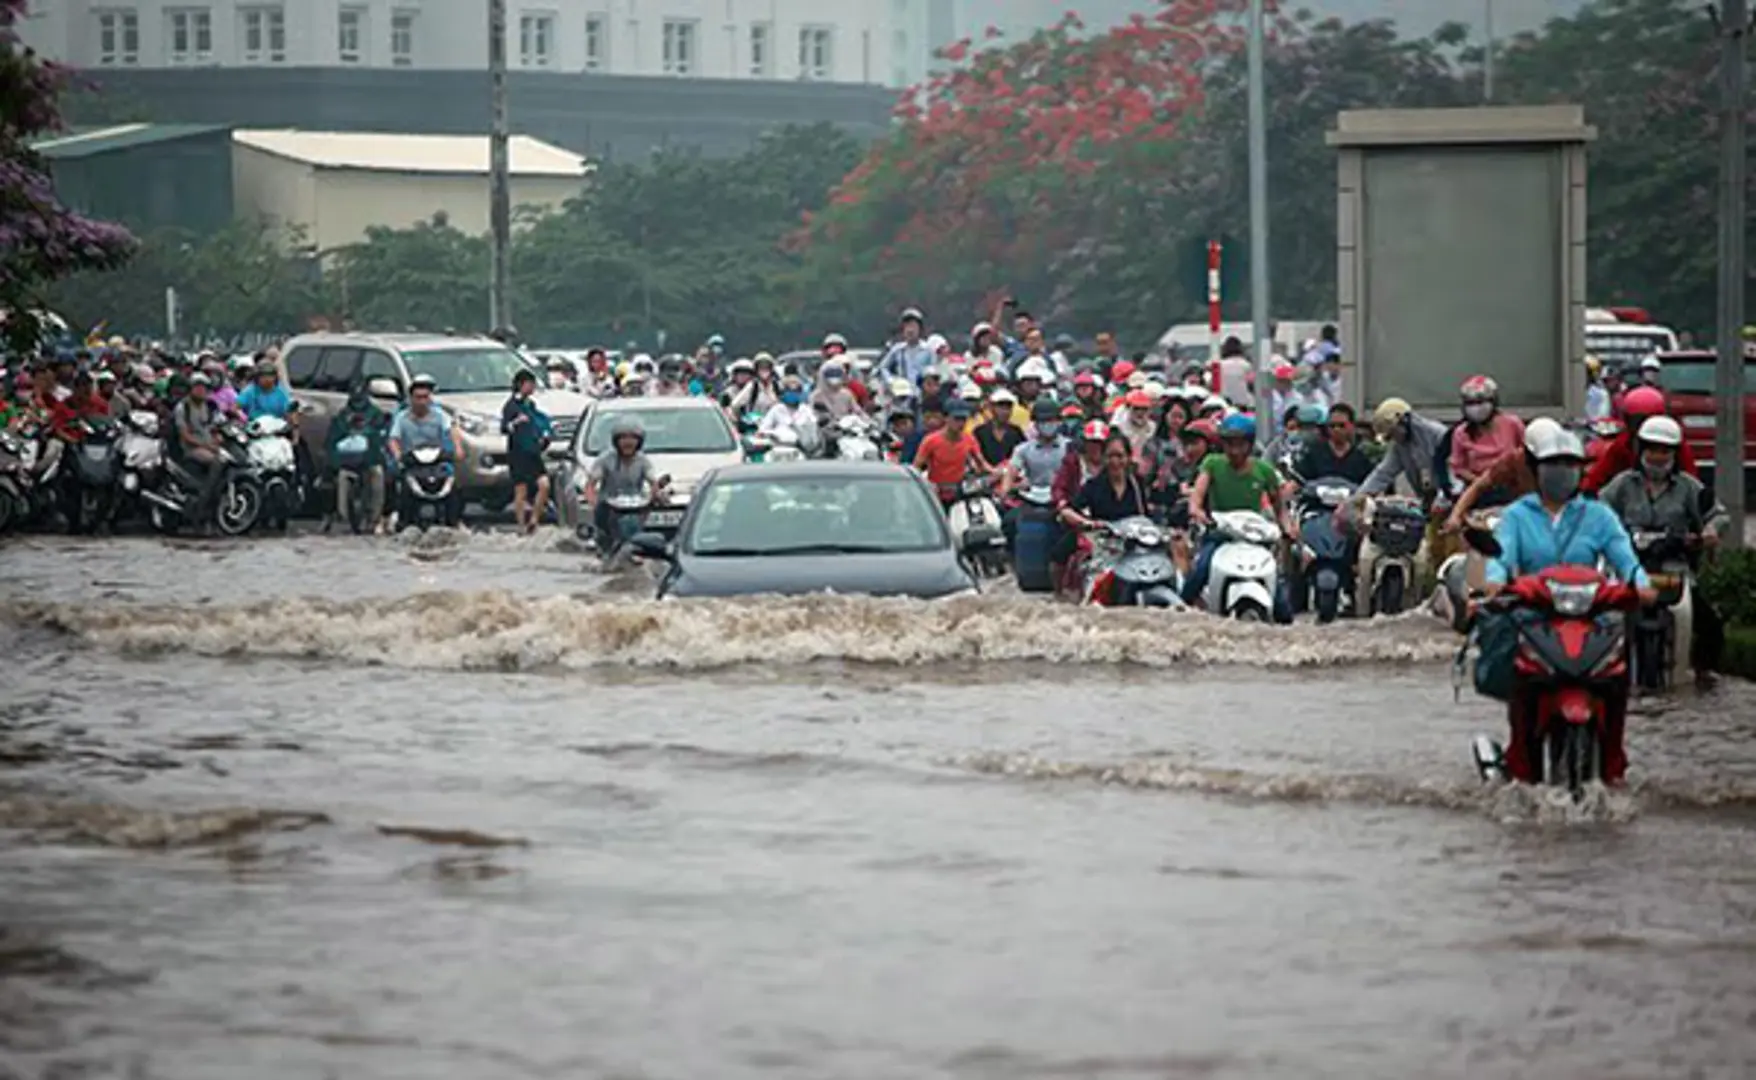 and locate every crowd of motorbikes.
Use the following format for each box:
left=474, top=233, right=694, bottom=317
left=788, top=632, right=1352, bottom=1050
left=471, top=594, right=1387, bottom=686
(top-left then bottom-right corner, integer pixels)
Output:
left=0, top=409, right=300, bottom=537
